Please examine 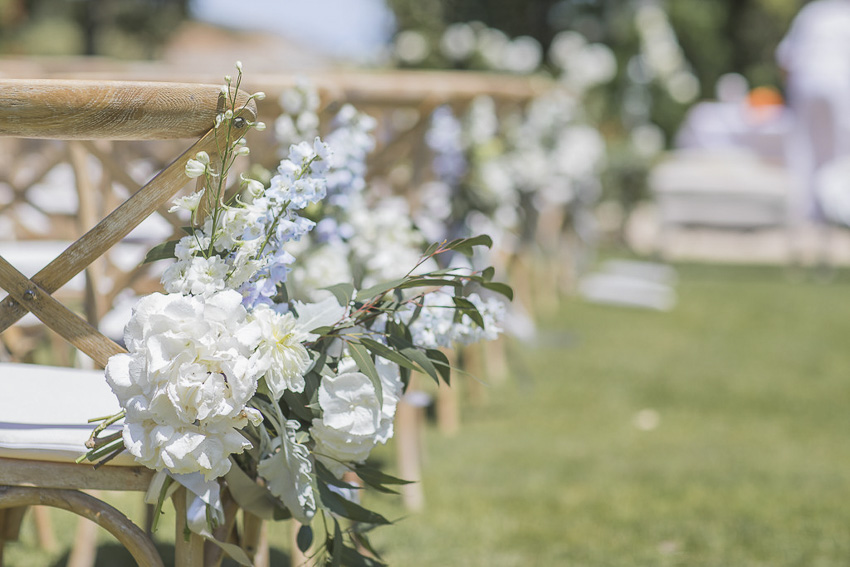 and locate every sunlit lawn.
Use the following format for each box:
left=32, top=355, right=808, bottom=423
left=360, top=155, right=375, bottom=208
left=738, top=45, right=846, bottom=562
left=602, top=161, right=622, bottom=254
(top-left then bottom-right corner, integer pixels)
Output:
left=6, top=262, right=850, bottom=566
